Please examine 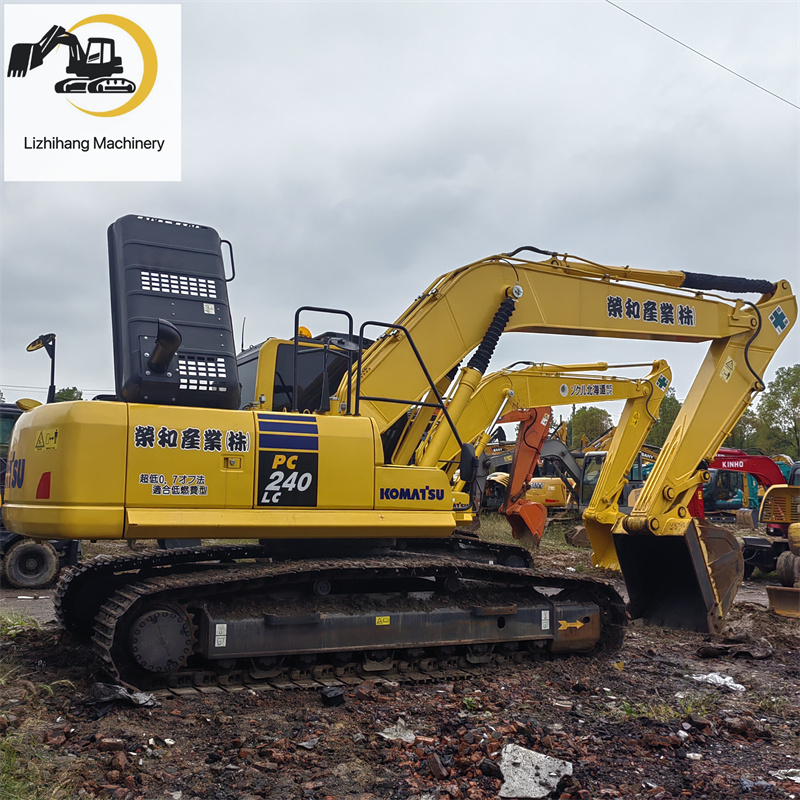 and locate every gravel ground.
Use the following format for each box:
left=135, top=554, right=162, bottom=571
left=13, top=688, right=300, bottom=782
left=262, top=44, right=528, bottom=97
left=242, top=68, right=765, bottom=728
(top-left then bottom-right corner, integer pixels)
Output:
left=1, top=529, right=798, bottom=800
